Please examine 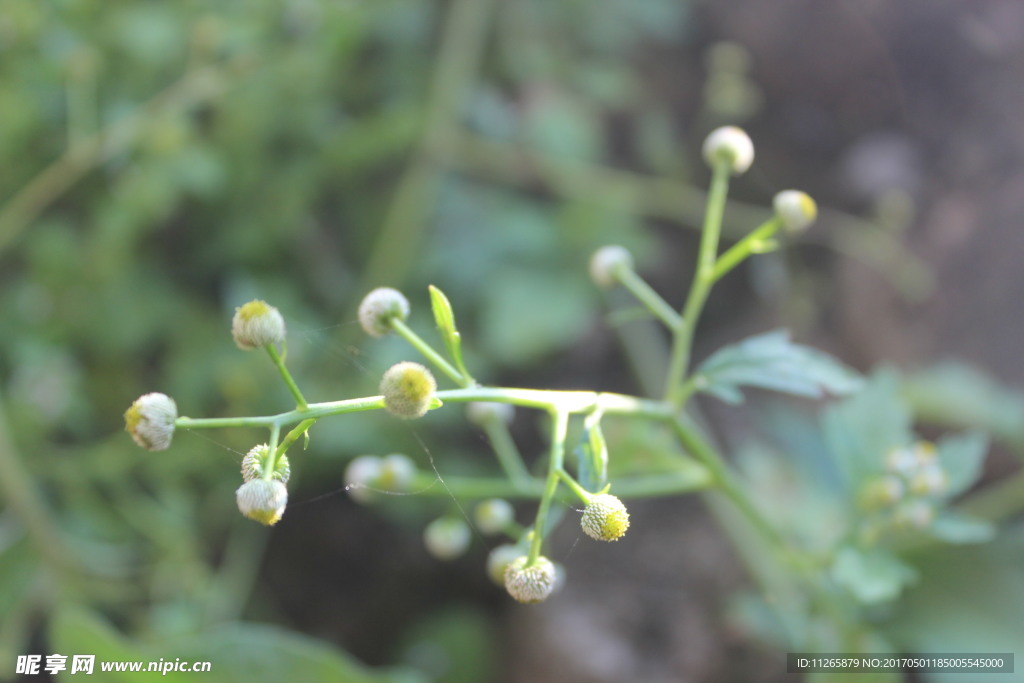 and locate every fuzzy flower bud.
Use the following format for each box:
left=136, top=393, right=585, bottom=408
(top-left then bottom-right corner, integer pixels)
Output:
left=588, top=245, right=633, bottom=289
left=344, top=455, right=383, bottom=503
left=773, top=190, right=818, bottom=234
left=474, top=499, right=515, bottom=535
left=241, top=444, right=291, bottom=484
left=358, top=287, right=410, bottom=337
left=504, top=555, right=557, bottom=604
left=486, top=544, right=523, bottom=585
left=380, top=361, right=436, bottom=419
left=124, top=392, right=177, bottom=451
left=581, top=493, right=630, bottom=542
left=465, top=401, right=515, bottom=427
left=236, top=479, right=288, bottom=526
left=423, top=517, right=471, bottom=560
left=231, top=300, right=285, bottom=350
left=858, top=474, right=905, bottom=511
left=377, top=454, right=417, bottom=492
left=702, top=125, right=754, bottom=175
